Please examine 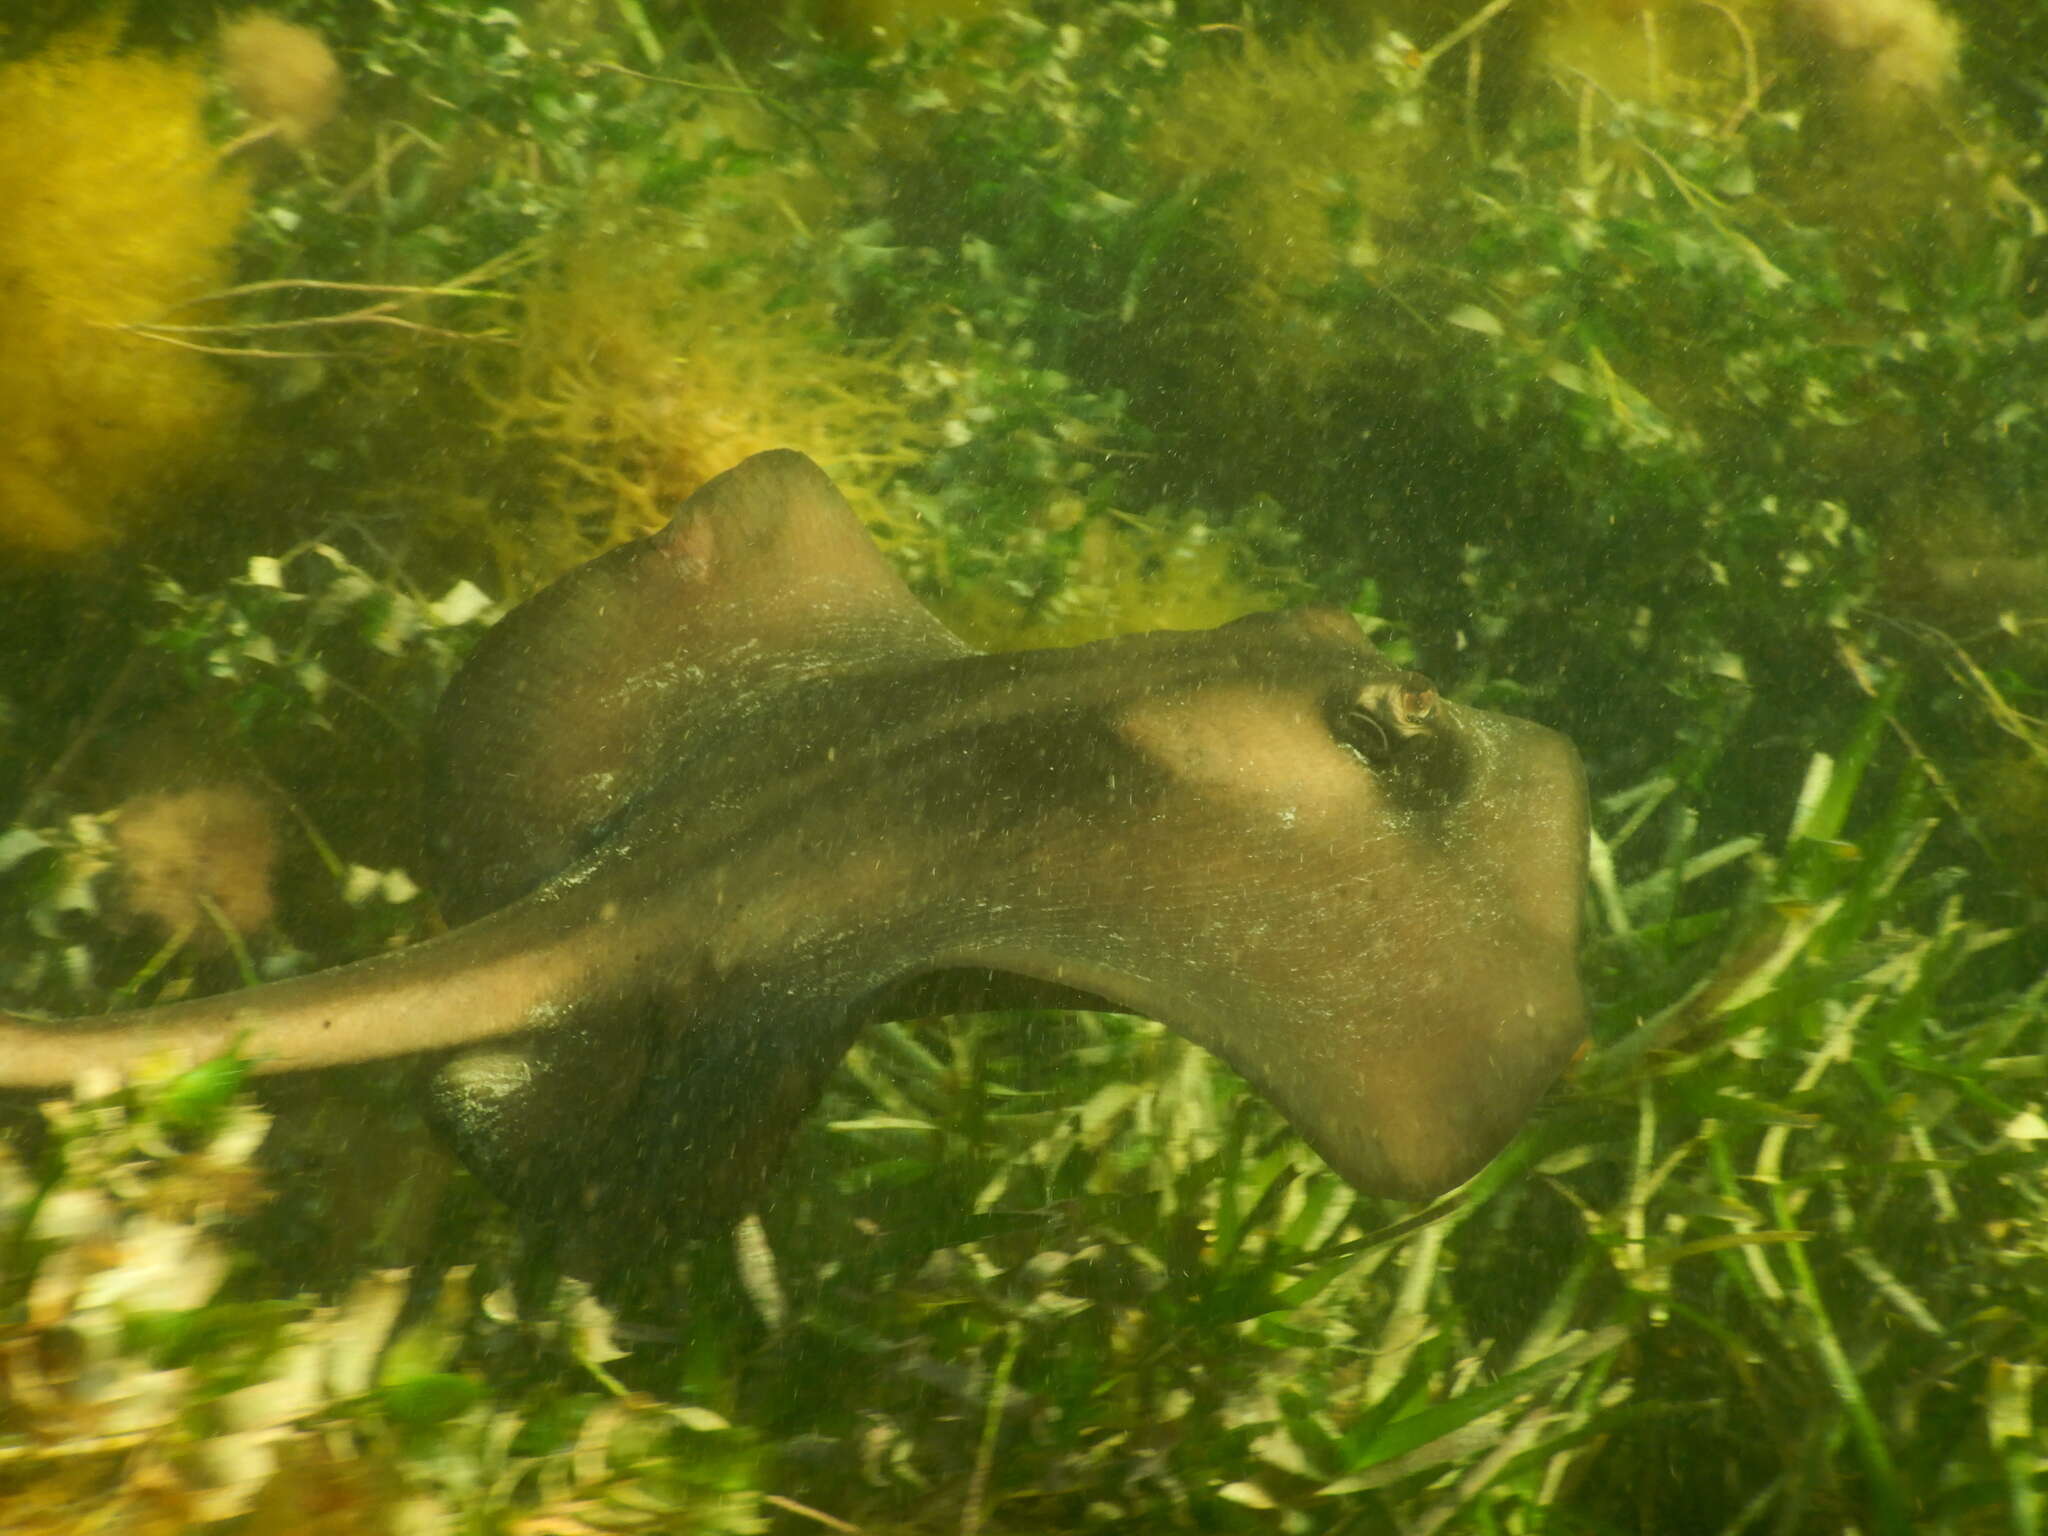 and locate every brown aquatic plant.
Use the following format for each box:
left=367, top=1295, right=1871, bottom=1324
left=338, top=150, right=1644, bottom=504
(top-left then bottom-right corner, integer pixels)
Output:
left=111, top=786, right=279, bottom=948
left=219, top=13, right=344, bottom=149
